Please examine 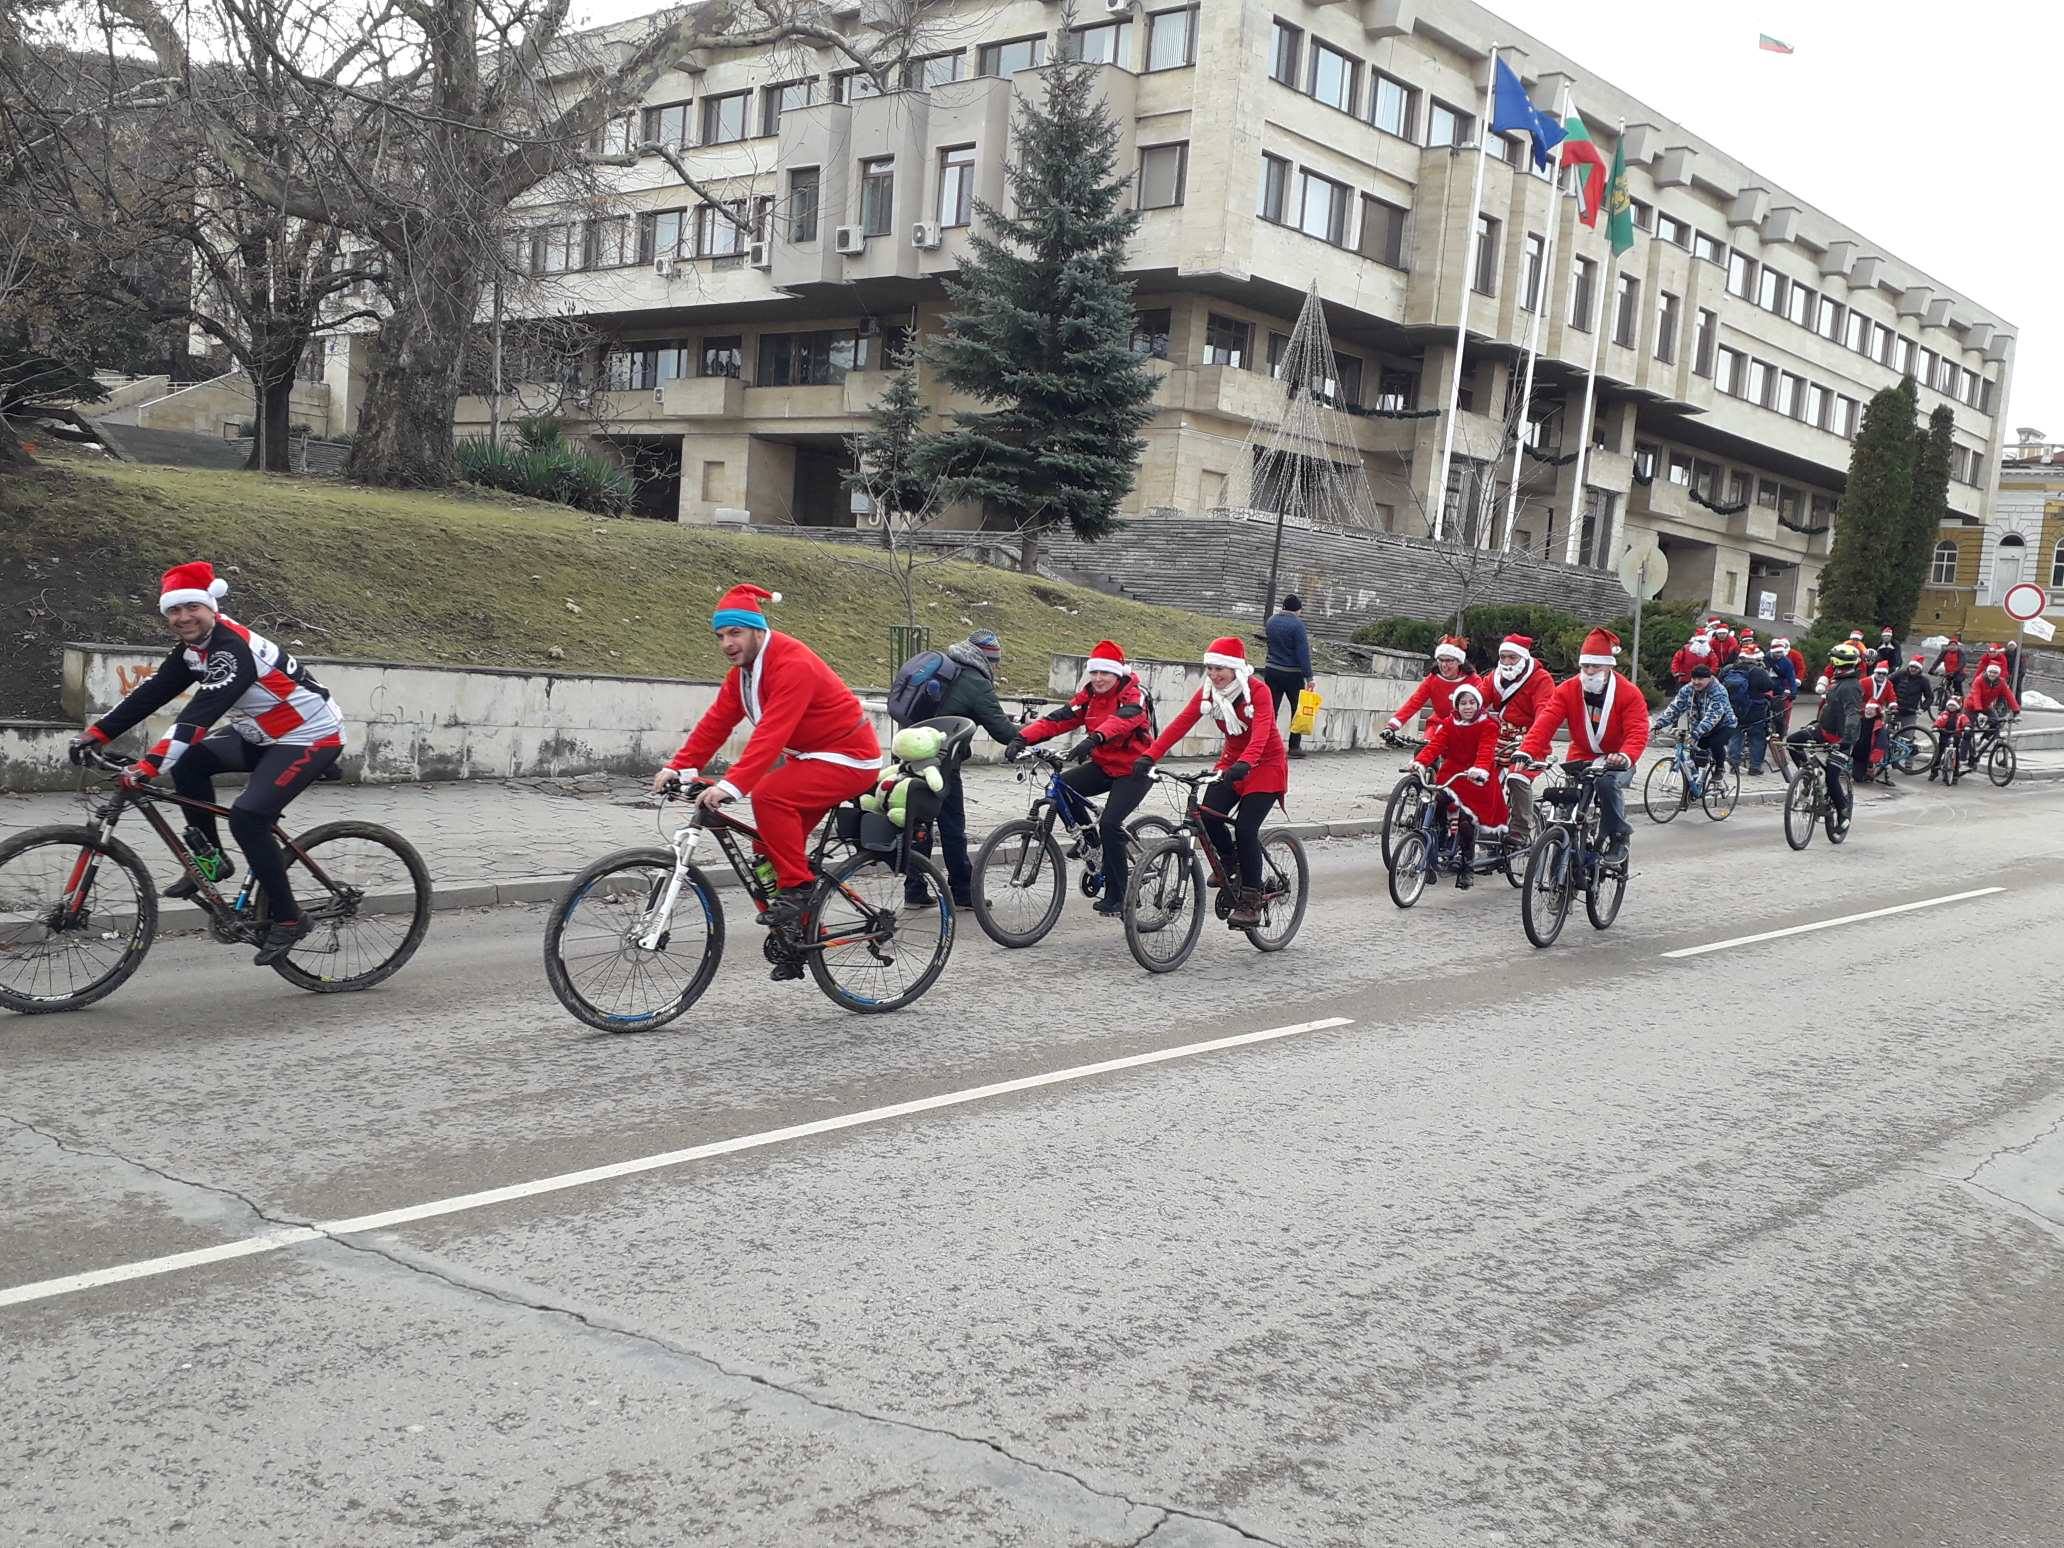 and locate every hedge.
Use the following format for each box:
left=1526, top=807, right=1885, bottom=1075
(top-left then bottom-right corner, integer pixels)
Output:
left=1352, top=600, right=1705, bottom=695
